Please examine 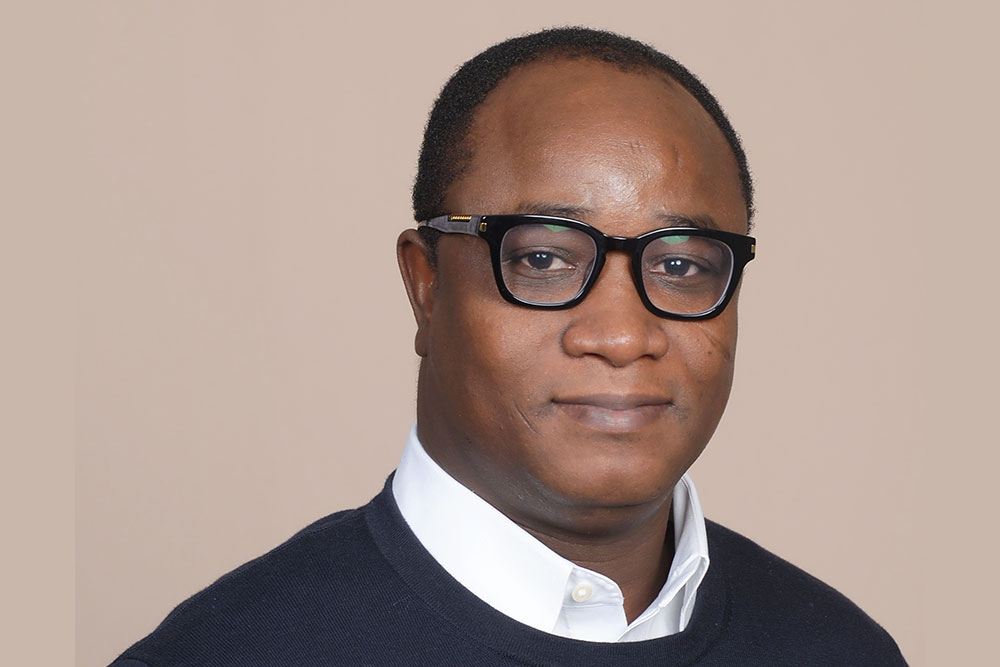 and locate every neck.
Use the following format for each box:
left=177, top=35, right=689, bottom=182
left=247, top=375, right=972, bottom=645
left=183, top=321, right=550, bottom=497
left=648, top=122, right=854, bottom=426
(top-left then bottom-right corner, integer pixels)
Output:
left=518, top=499, right=675, bottom=623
